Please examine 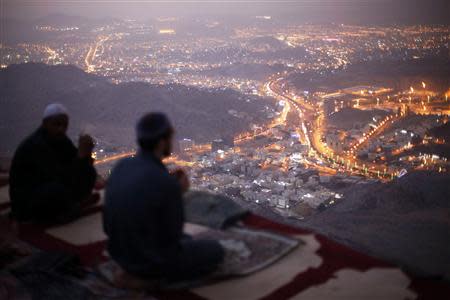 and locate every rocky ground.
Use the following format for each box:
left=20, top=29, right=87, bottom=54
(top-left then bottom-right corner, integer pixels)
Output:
left=263, top=171, right=450, bottom=280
